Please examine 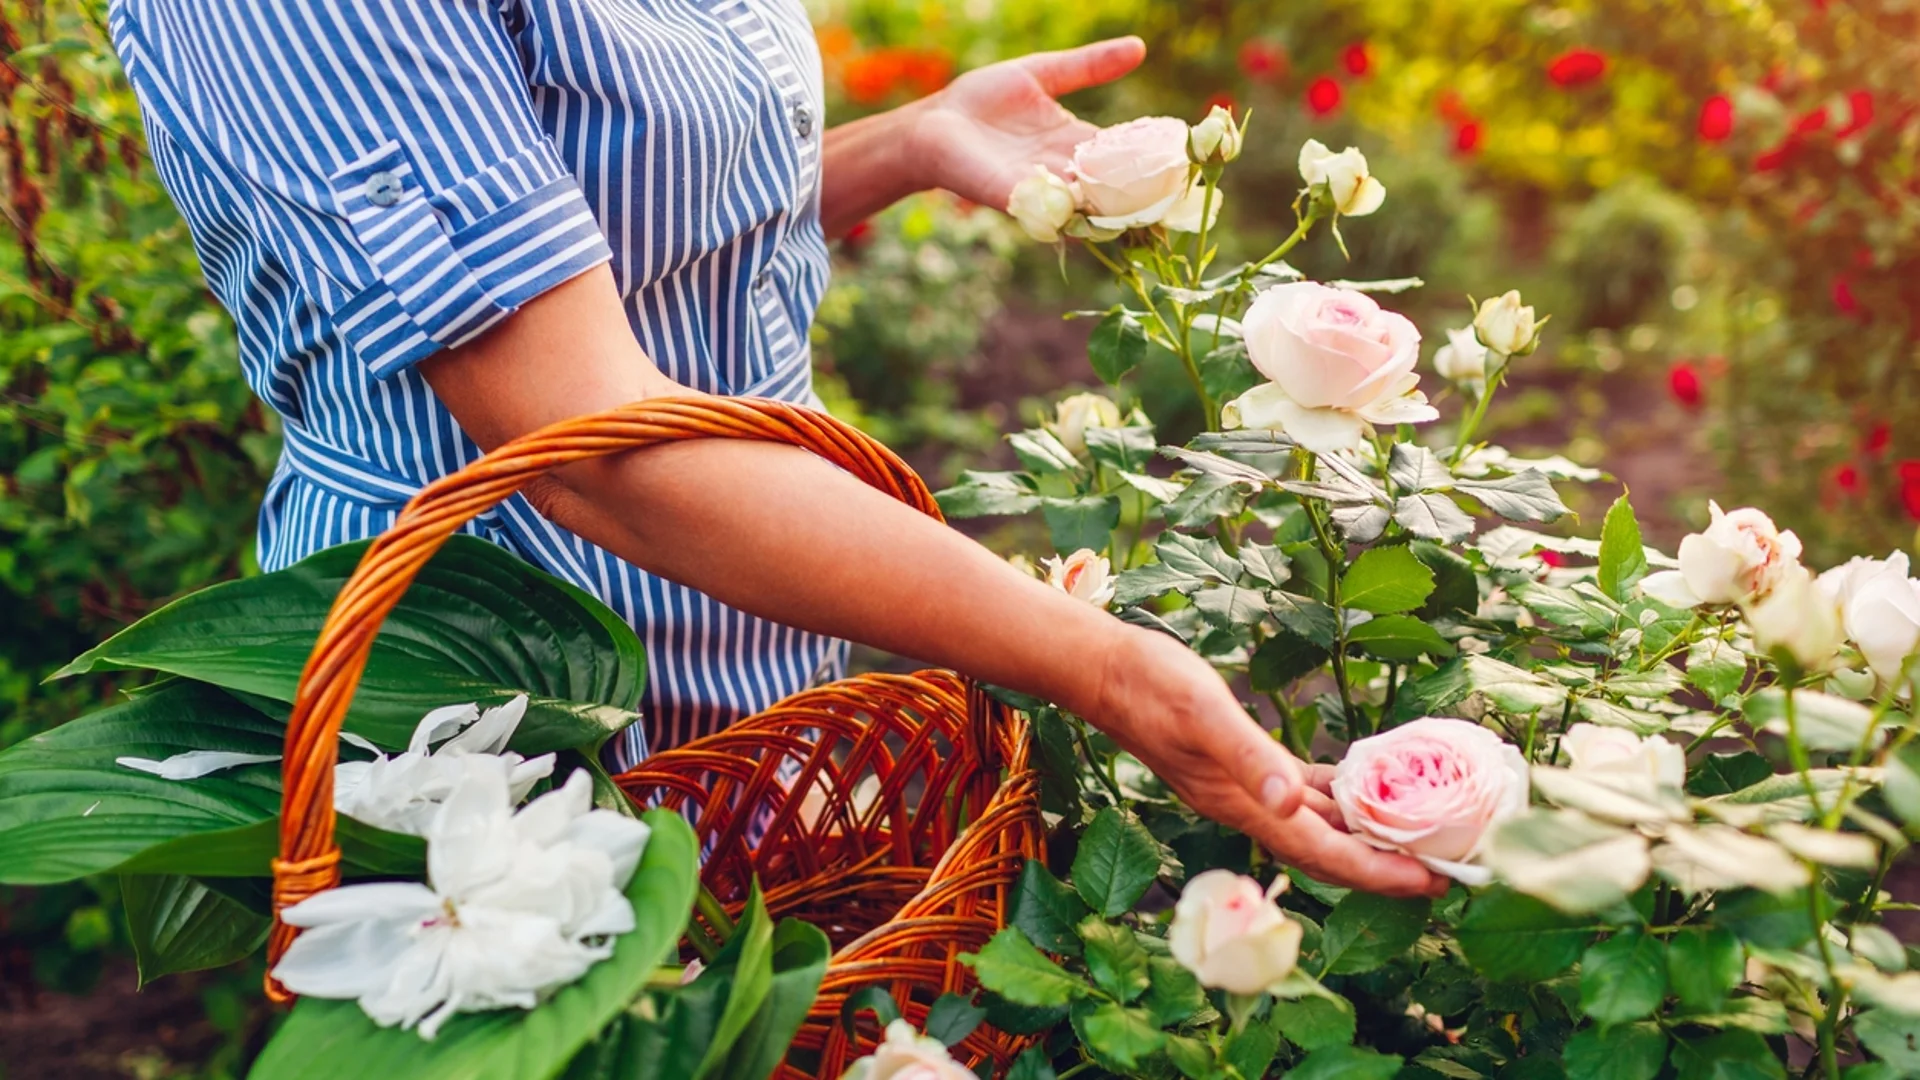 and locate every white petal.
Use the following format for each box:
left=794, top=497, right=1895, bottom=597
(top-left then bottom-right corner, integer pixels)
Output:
left=442, top=695, right=528, bottom=757
left=410, top=703, right=480, bottom=755
left=561, top=811, right=653, bottom=887
left=116, top=750, right=282, bottom=780
left=1357, top=390, right=1440, bottom=427
left=1162, top=182, right=1223, bottom=234
left=279, top=881, right=441, bottom=928
left=1266, top=398, right=1371, bottom=454
left=1638, top=570, right=1701, bottom=609
left=272, top=917, right=420, bottom=1000
left=1418, top=854, right=1491, bottom=886
left=339, top=732, right=384, bottom=755
left=505, top=753, right=559, bottom=807
left=1343, top=176, right=1387, bottom=217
